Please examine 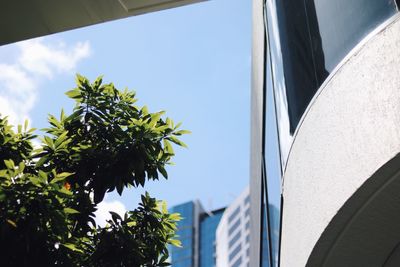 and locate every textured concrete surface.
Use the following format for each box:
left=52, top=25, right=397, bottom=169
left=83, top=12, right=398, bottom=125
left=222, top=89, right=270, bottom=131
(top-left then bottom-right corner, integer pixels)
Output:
left=280, top=15, right=400, bottom=267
